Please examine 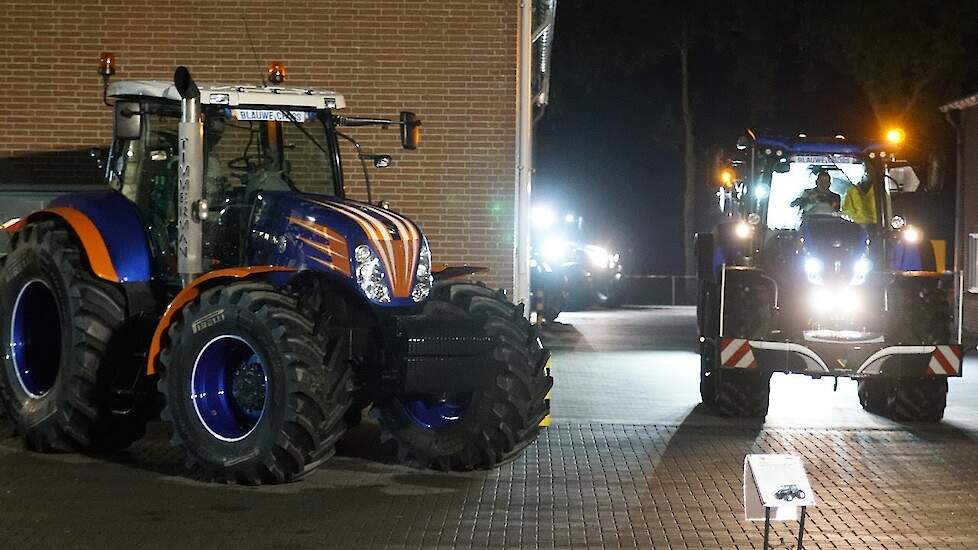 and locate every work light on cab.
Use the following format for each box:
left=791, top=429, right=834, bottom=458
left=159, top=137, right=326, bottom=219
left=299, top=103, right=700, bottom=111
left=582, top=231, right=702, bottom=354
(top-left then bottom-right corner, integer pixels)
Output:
left=718, top=167, right=736, bottom=188
left=885, top=127, right=906, bottom=146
